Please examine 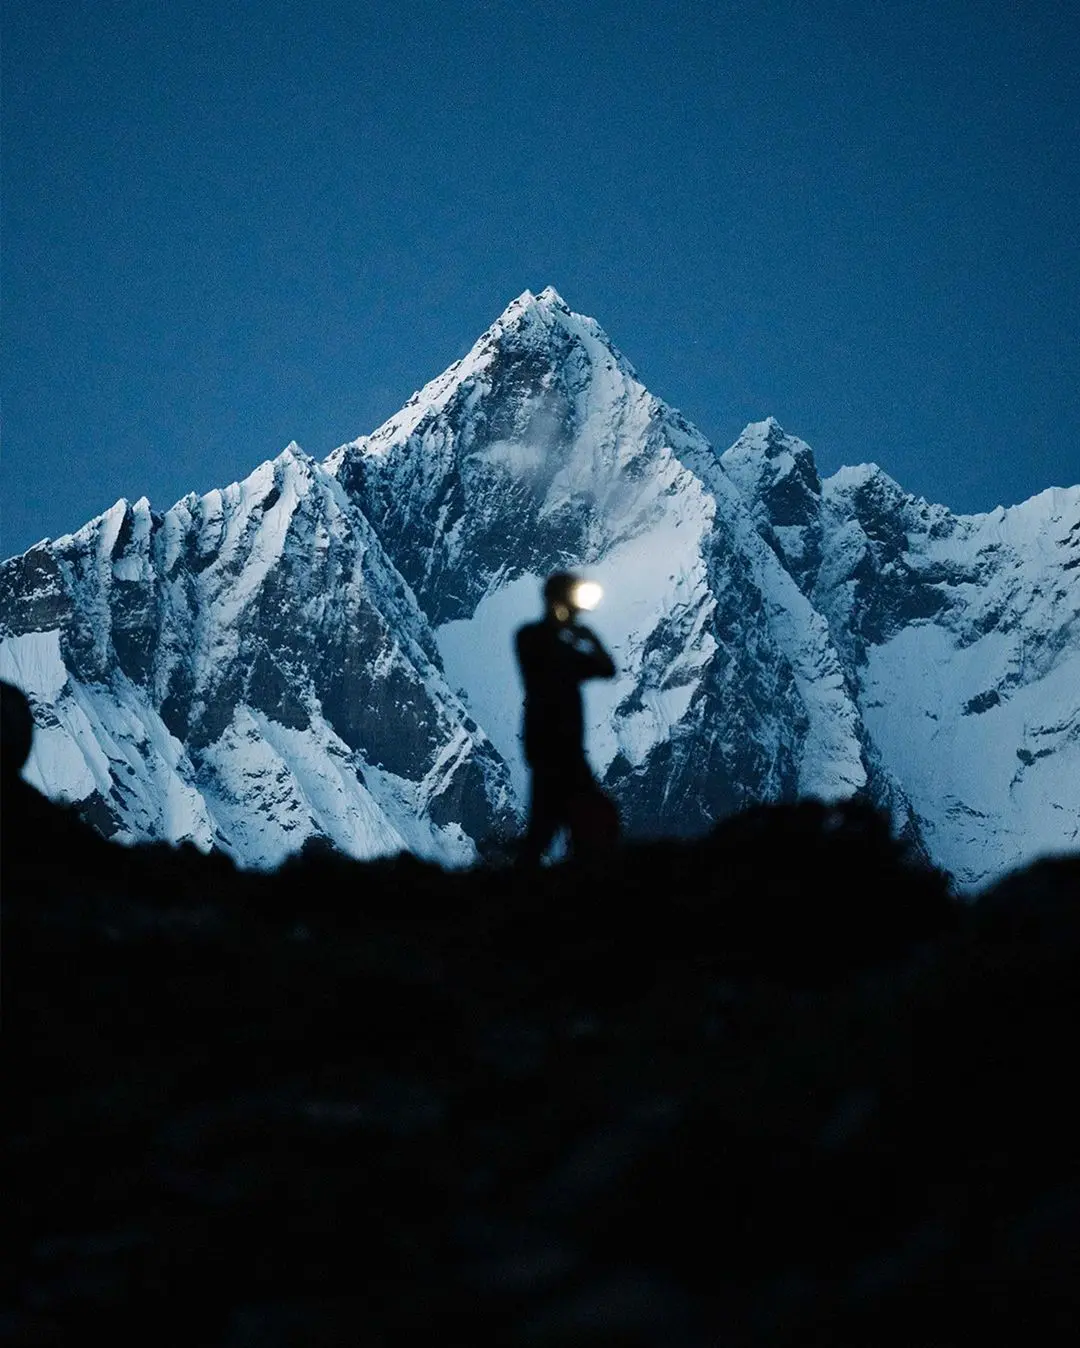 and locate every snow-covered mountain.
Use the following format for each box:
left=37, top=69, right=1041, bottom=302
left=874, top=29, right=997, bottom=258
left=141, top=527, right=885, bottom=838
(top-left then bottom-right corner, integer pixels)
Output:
left=722, top=417, right=1080, bottom=886
left=0, top=448, right=515, bottom=866
left=3, top=288, right=1077, bottom=885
